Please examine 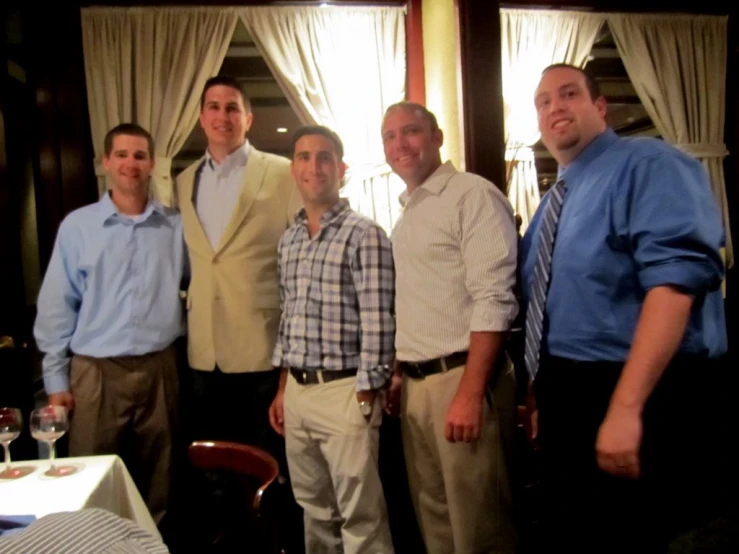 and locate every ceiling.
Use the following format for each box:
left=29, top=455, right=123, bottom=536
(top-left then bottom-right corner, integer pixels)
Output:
left=175, top=20, right=656, bottom=192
